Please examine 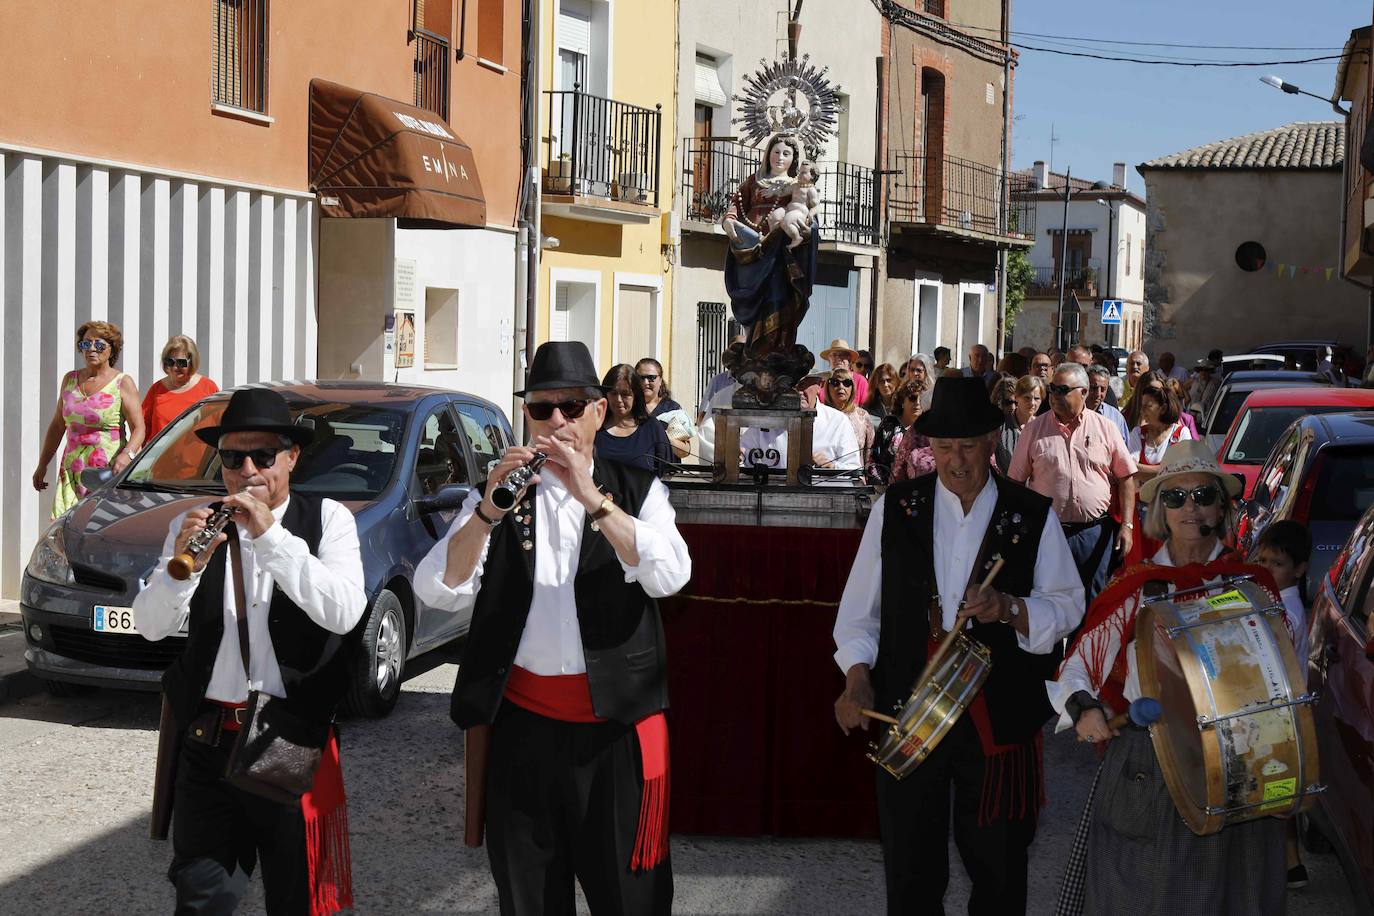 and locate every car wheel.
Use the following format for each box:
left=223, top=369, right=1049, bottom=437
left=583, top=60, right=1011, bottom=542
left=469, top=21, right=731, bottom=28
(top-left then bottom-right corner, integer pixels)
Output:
left=40, top=678, right=97, bottom=698
left=343, top=589, right=407, bottom=719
